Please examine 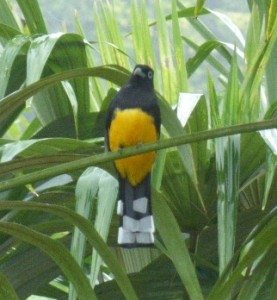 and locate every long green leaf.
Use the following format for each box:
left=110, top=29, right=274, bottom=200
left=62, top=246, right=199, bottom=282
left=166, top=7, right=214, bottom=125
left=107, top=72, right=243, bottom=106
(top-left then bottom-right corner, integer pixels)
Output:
left=146, top=6, right=210, bottom=28
left=194, top=0, right=206, bottom=17
left=155, top=0, right=176, bottom=104
left=0, top=138, right=97, bottom=162
left=0, top=66, right=129, bottom=133
left=208, top=216, right=277, bottom=299
left=69, top=167, right=118, bottom=299
left=89, top=169, right=118, bottom=286
left=154, top=191, right=203, bottom=300
left=266, top=0, right=277, bottom=103
left=0, top=0, right=19, bottom=30
left=171, top=0, right=188, bottom=91
left=159, top=98, right=204, bottom=209
left=240, top=14, right=277, bottom=119
left=177, top=1, right=239, bottom=68
left=0, top=35, right=30, bottom=135
left=262, top=149, right=277, bottom=209
left=0, top=222, right=96, bottom=299
left=0, top=201, right=138, bottom=300
left=99, top=1, right=129, bottom=68
left=208, top=9, right=245, bottom=47
left=0, top=272, right=19, bottom=300
left=186, top=40, right=228, bottom=78
left=16, top=0, right=47, bottom=34
left=183, top=37, right=229, bottom=78
left=26, top=33, right=91, bottom=138
left=216, top=52, right=240, bottom=275
left=131, top=0, right=158, bottom=76
left=237, top=248, right=275, bottom=300
left=0, top=23, right=21, bottom=41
